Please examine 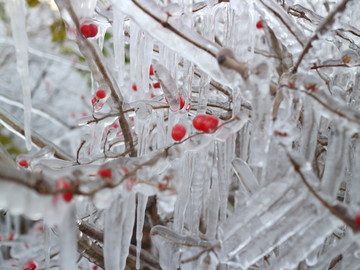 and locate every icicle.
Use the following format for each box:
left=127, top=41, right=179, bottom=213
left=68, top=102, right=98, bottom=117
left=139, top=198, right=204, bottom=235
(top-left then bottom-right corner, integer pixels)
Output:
left=104, top=195, right=123, bottom=270
left=119, top=193, right=136, bottom=270
left=130, top=21, right=141, bottom=100
left=113, top=11, right=125, bottom=87
left=7, top=0, right=32, bottom=150
left=44, top=224, right=51, bottom=270
left=154, top=64, right=181, bottom=111
left=140, top=33, right=153, bottom=96
left=104, top=193, right=136, bottom=270
left=321, top=127, right=349, bottom=197
left=299, top=95, right=319, bottom=161
left=270, top=214, right=343, bottom=270
left=187, top=146, right=211, bottom=235
left=136, top=193, right=148, bottom=269
left=173, top=152, right=193, bottom=233
left=205, top=153, right=221, bottom=238
left=216, top=141, right=229, bottom=223
left=109, top=0, right=228, bottom=84
left=59, top=206, right=78, bottom=270
left=232, top=158, right=260, bottom=197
